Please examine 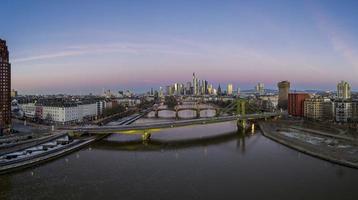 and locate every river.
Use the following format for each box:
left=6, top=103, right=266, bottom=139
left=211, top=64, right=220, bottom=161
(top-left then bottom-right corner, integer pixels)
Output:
left=0, top=121, right=357, bottom=200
